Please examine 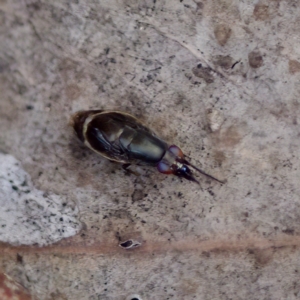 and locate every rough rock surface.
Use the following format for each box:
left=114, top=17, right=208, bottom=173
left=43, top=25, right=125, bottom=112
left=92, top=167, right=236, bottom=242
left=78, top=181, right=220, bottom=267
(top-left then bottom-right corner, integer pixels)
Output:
left=0, top=272, right=33, bottom=300
left=1, top=0, right=300, bottom=299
